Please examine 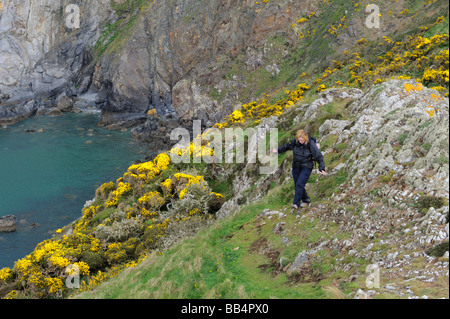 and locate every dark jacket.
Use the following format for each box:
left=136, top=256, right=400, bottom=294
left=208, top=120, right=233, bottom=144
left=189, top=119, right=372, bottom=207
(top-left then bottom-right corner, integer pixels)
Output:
left=278, top=138, right=325, bottom=171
